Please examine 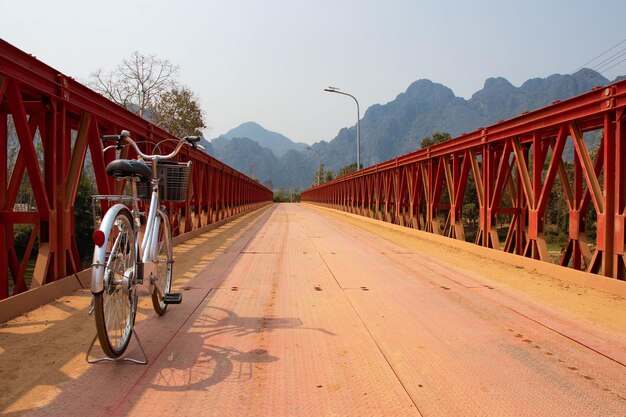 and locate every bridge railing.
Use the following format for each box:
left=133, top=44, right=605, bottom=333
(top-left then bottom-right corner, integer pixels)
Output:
left=302, top=79, right=626, bottom=280
left=0, top=40, right=273, bottom=300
